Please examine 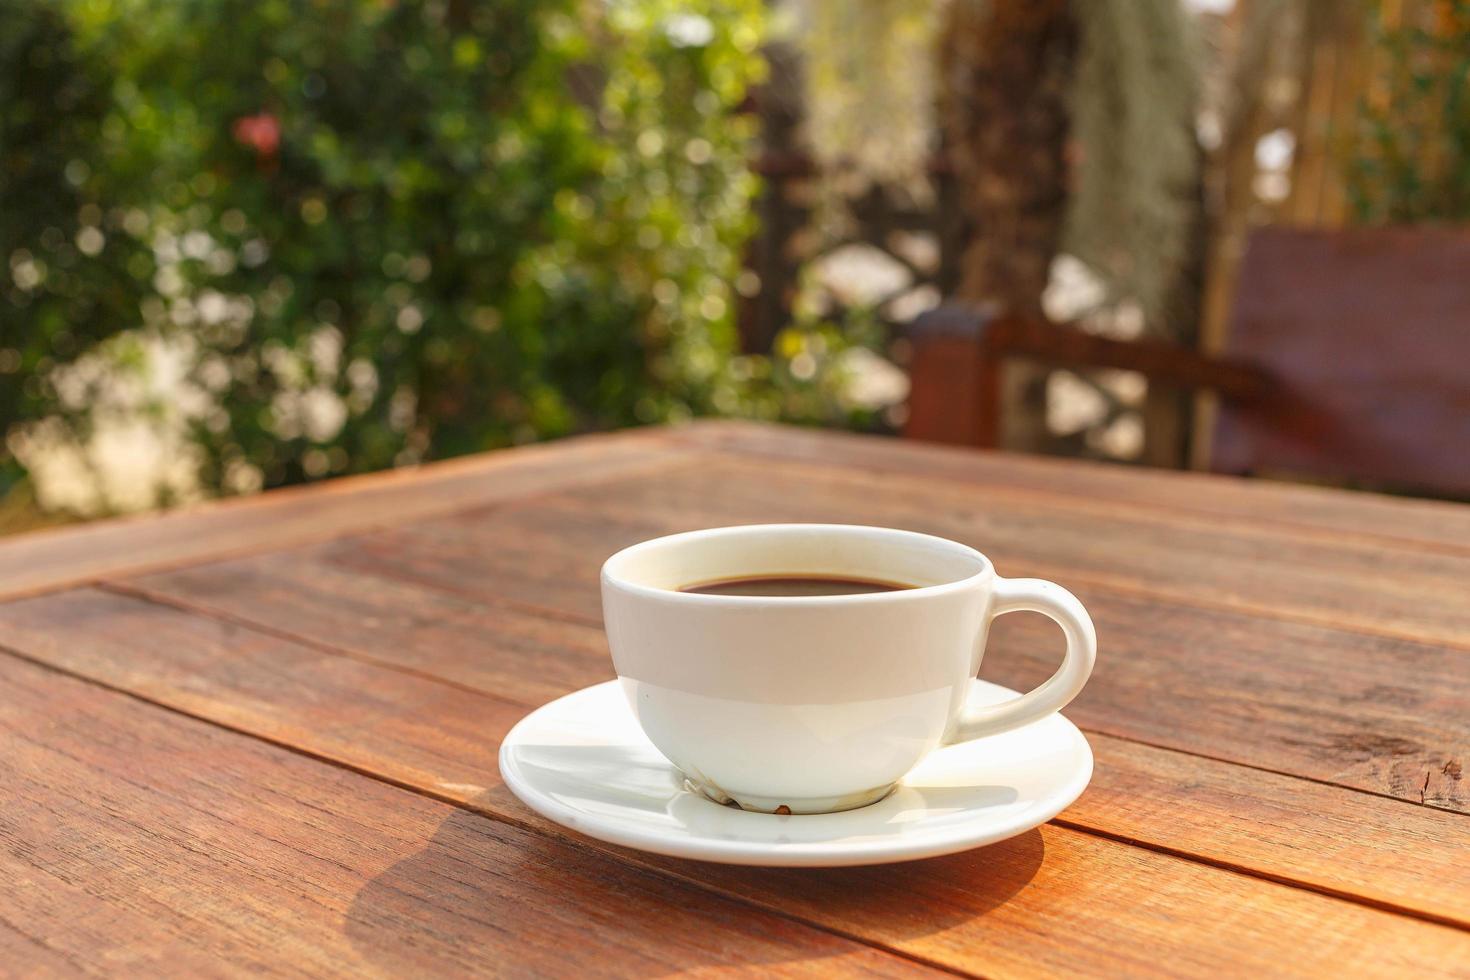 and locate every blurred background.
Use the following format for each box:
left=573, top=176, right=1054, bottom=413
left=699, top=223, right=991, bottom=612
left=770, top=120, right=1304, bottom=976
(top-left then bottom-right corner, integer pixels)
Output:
left=4, top=0, right=1468, bottom=533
